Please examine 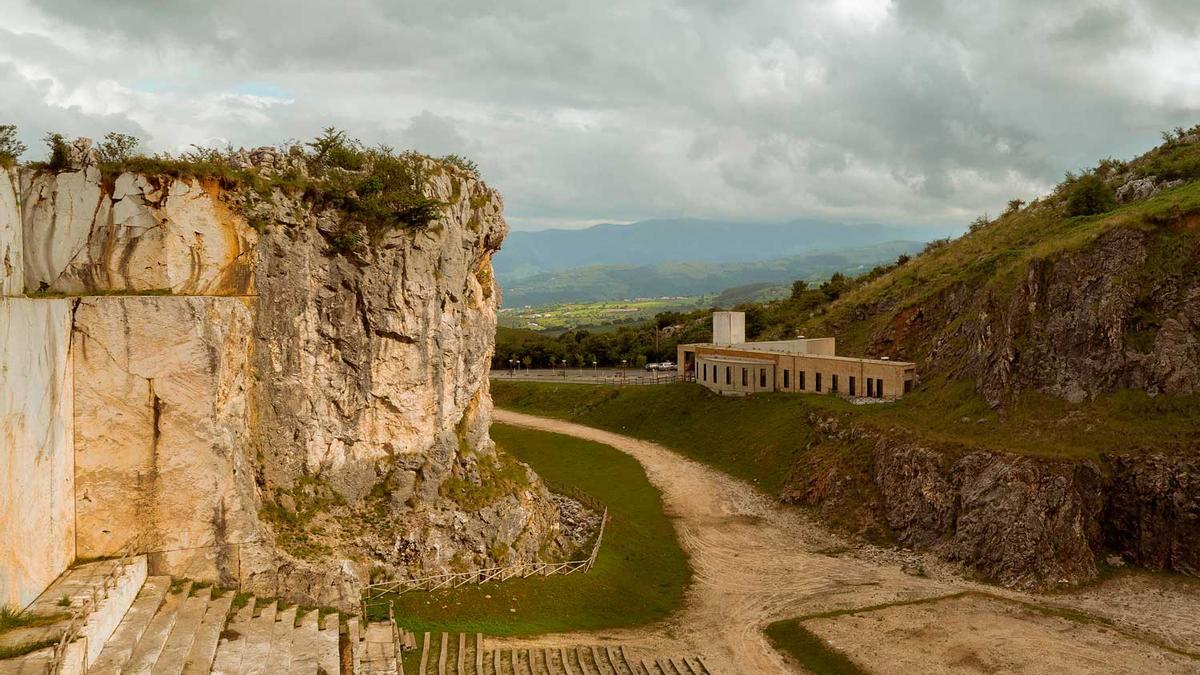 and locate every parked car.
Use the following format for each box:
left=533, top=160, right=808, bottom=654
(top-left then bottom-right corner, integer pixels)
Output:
left=644, top=362, right=661, bottom=371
